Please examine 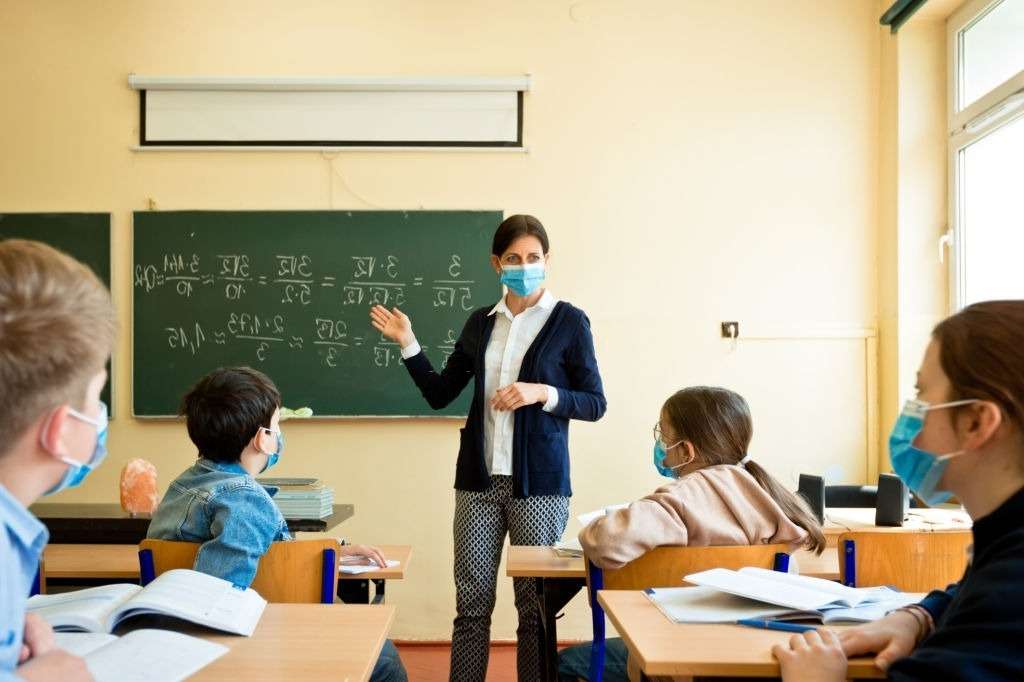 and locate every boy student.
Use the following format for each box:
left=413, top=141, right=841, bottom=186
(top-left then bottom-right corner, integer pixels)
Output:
left=0, top=239, right=117, bottom=681
left=148, top=366, right=407, bottom=682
